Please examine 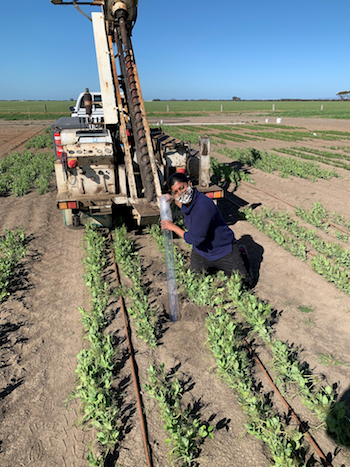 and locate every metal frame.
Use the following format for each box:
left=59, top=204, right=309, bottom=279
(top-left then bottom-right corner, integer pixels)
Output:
left=51, top=1, right=103, bottom=5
